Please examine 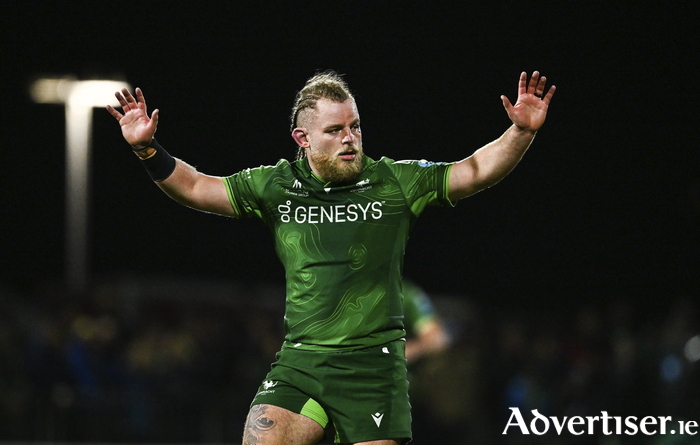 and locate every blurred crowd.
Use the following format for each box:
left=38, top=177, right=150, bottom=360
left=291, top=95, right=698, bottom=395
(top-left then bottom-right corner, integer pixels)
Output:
left=1, top=277, right=698, bottom=445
